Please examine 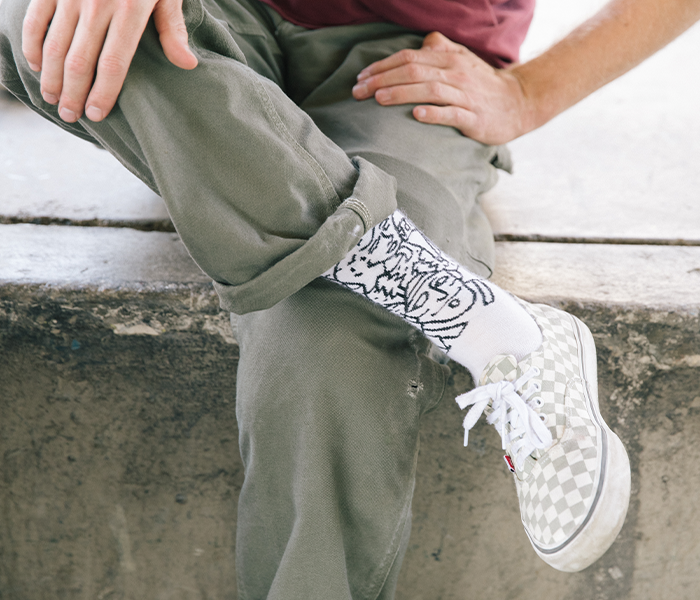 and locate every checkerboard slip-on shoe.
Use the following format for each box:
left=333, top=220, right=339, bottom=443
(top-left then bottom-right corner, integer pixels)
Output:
left=455, top=302, right=631, bottom=572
